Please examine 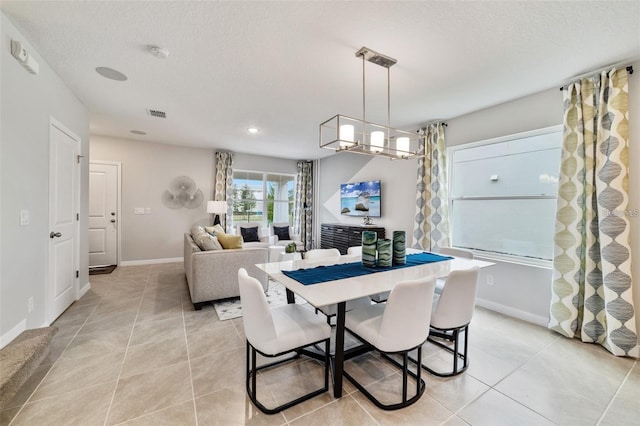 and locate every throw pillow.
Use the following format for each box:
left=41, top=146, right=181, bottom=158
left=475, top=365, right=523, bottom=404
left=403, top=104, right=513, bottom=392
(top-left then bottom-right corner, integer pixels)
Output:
left=240, top=226, right=260, bottom=242
left=273, top=225, right=291, bottom=241
left=205, top=224, right=226, bottom=235
left=195, top=233, right=223, bottom=251
left=190, top=225, right=206, bottom=238
left=217, top=233, right=244, bottom=249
